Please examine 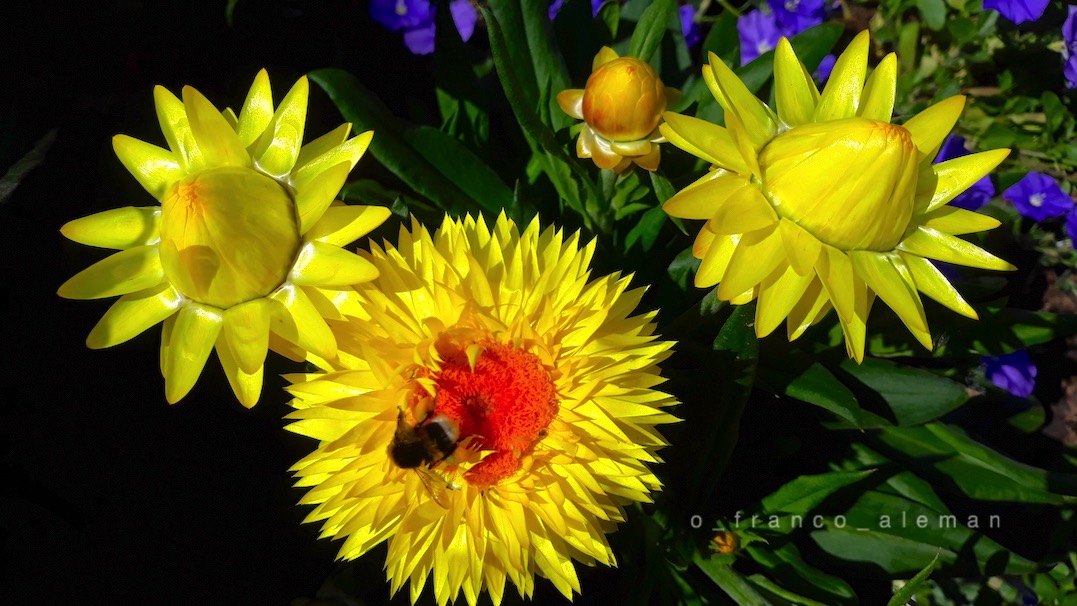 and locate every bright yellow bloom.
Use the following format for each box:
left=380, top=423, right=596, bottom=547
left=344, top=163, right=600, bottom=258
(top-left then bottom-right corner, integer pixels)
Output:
left=557, top=47, right=680, bottom=173
left=660, top=32, right=1014, bottom=361
left=286, top=213, right=677, bottom=605
left=58, top=70, right=390, bottom=406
